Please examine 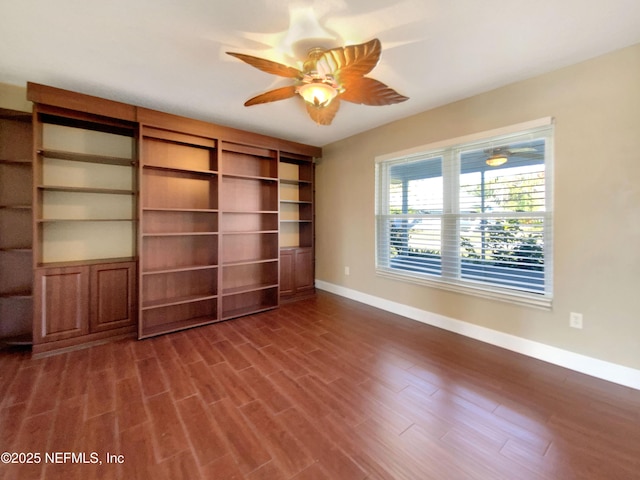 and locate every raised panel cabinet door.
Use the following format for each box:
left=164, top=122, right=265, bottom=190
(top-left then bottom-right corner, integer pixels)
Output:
left=294, top=248, right=314, bottom=291
left=34, top=266, right=90, bottom=344
left=90, top=261, right=136, bottom=333
left=279, top=249, right=294, bottom=296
